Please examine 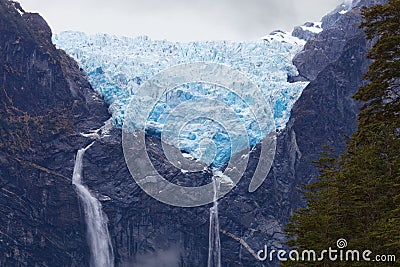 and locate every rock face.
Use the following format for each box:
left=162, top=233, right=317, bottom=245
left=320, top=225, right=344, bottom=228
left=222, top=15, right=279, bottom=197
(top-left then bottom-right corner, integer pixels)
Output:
left=0, top=0, right=109, bottom=265
left=0, top=0, right=386, bottom=266
left=293, top=0, right=384, bottom=82
left=275, top=0, right=386, bottom=216
left=292, top=22, right=322, bottom=42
